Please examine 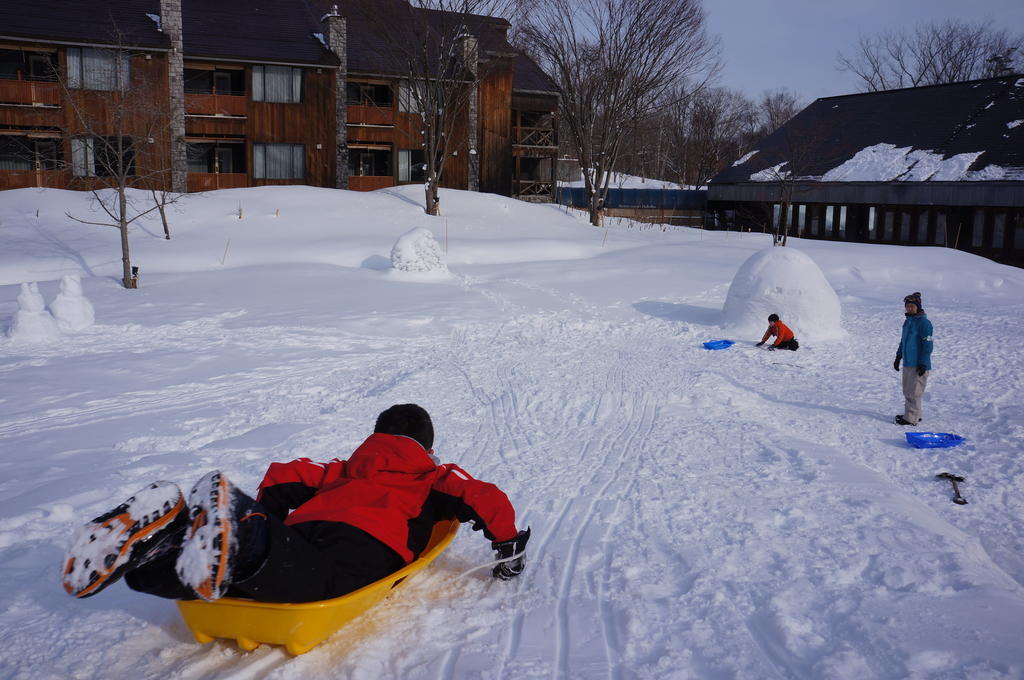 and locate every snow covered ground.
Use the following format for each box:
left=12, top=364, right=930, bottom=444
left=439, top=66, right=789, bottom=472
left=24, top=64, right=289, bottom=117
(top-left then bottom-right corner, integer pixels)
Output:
left=1, top=185, right=1023, bottom=679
